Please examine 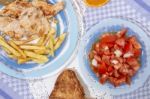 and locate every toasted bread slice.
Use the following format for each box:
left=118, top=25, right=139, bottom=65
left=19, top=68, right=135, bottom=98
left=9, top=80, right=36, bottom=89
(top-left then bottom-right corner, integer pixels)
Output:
left=50, top=70, right=85, bottom=99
